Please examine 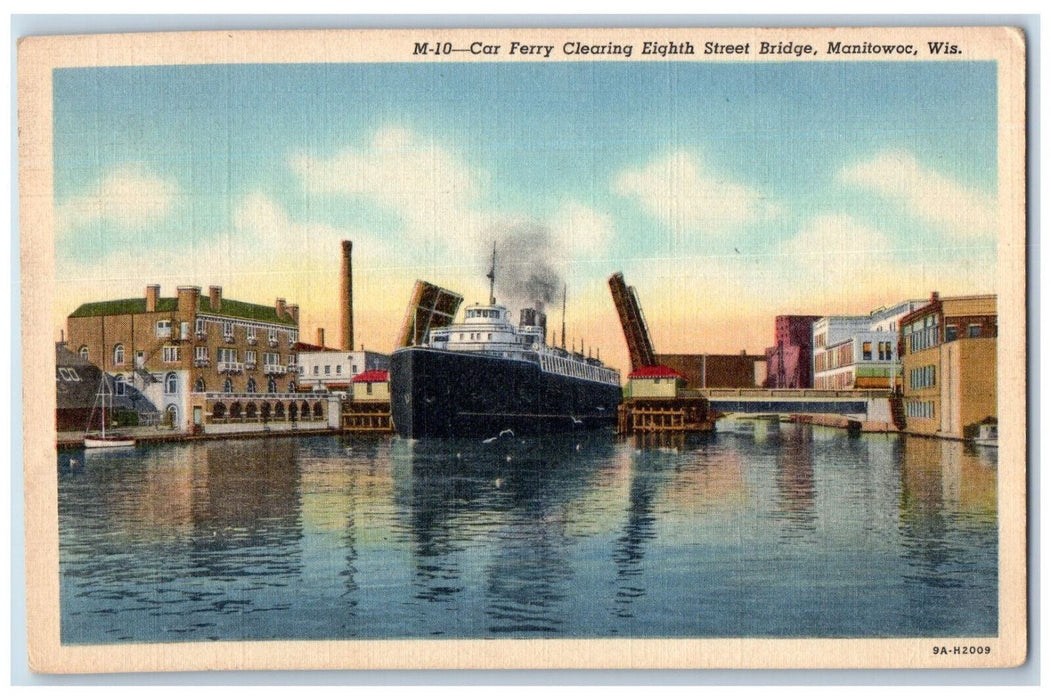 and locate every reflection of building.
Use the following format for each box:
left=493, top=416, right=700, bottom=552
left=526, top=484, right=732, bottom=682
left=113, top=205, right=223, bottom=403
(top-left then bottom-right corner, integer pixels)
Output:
left=765, top=315, right=822, bottom=388
left=656, top=352, right=766, bottom=389
left=900, top=293, right=997, bottom=439
left=66, top=285, right=301, bottom=430
left=812, top=300, right=925, bottom=390
left=295, top=329, right=389, bottom=394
